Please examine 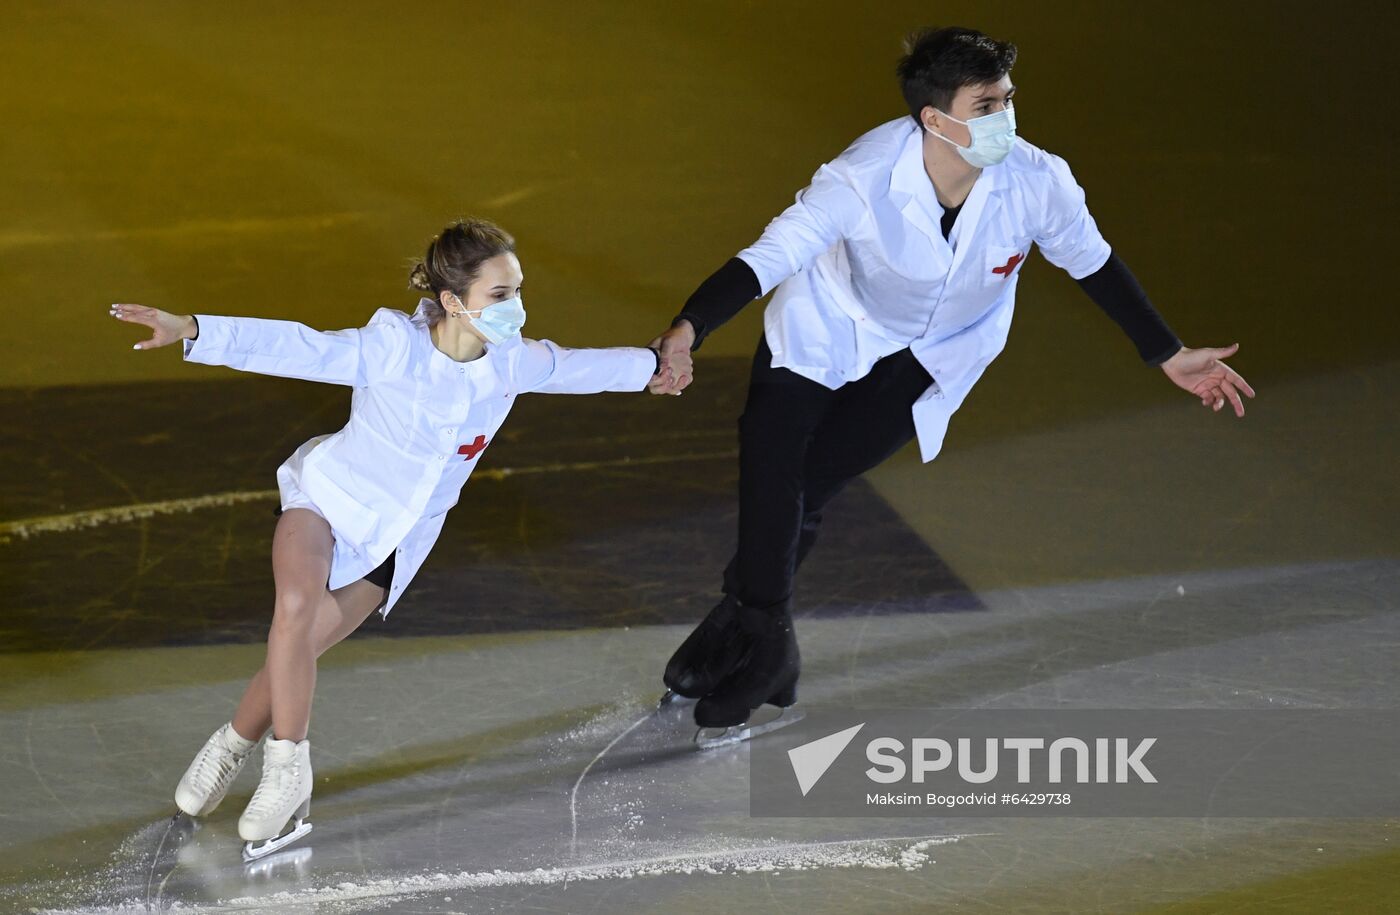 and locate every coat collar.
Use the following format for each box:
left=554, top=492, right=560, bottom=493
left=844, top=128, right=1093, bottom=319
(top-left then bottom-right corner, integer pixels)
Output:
left=414, top=297, right=510, bottom=370
left=889, top=128, right=945, bottom=247
left=888, top=124, right=1012, bottom=269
